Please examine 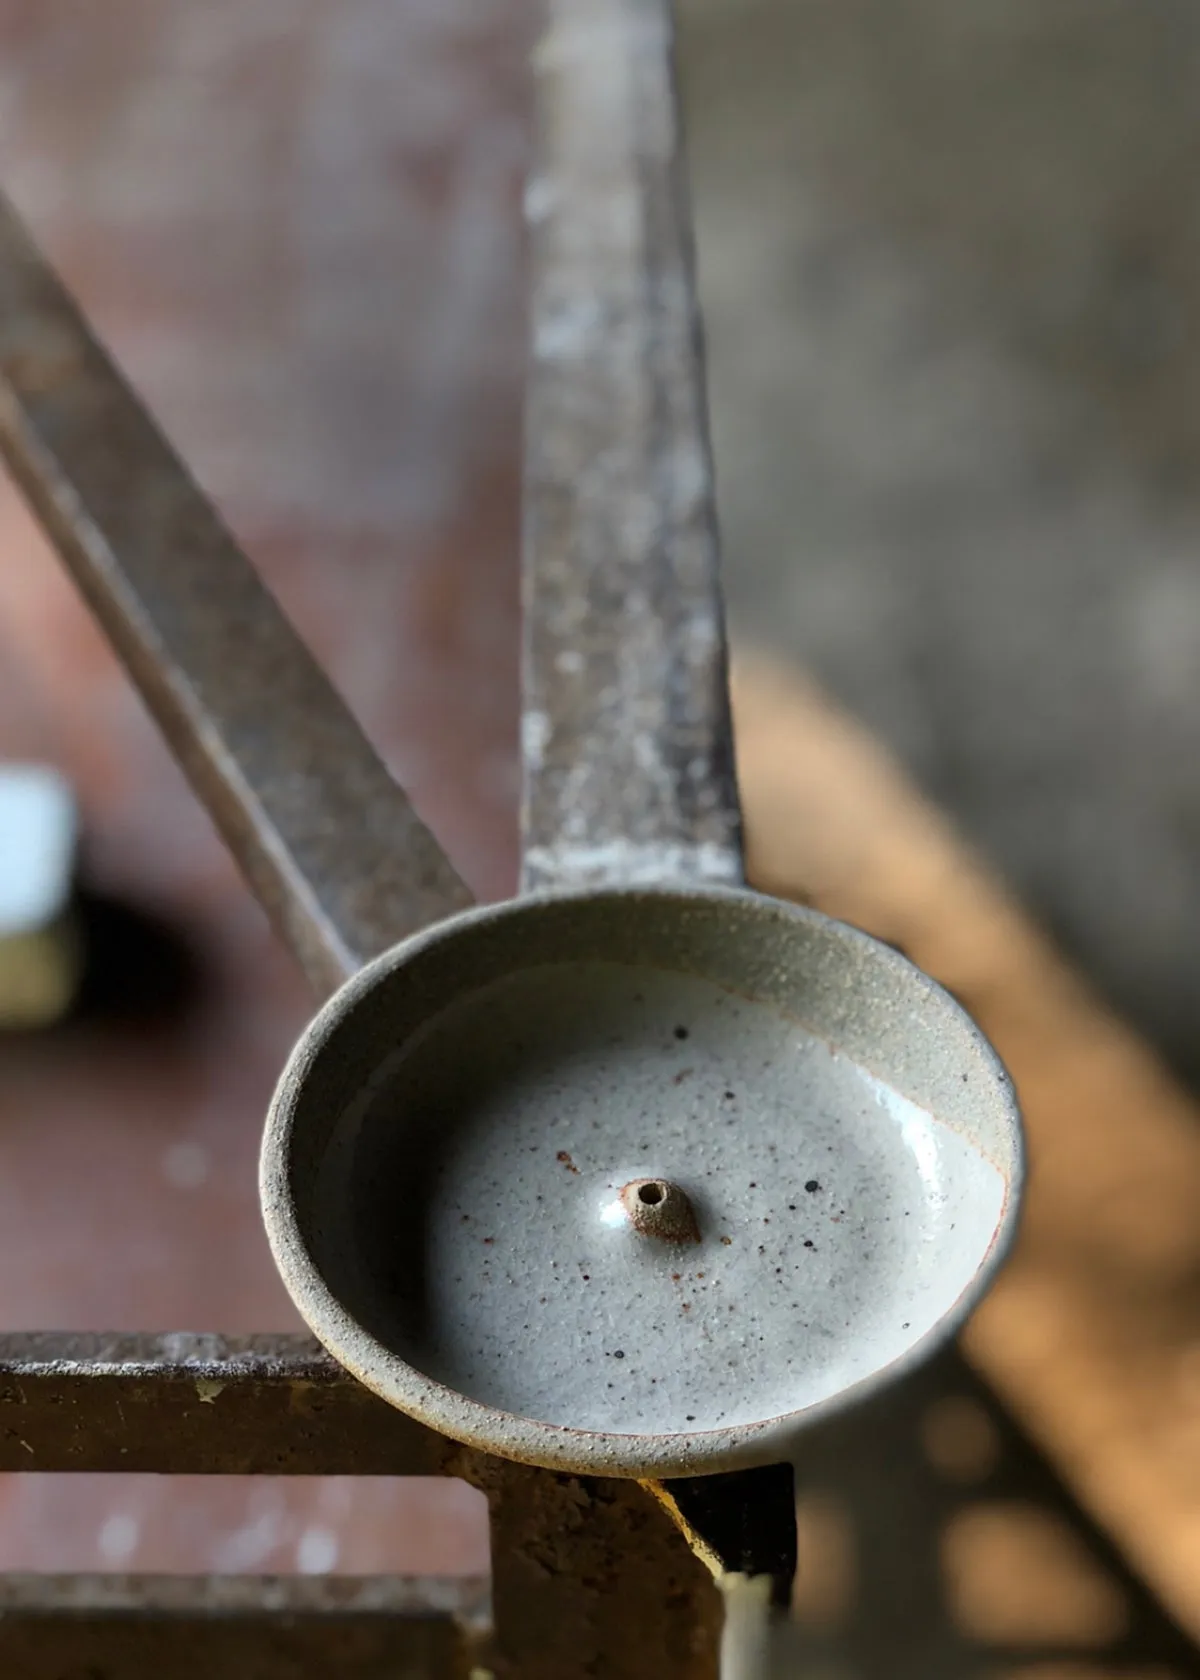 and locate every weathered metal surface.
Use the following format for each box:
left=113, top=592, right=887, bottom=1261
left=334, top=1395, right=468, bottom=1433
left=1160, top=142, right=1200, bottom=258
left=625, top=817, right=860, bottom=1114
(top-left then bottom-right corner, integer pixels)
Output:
left=442, top=1439, right=721, bottom=1680
left=0, top=189, right=472, bottom=998
left=0, top=1573, right=484, bottom=1680
left=510, top=0, right=761, bottom=1657
left=0, top=1334, right=437, bottom=1474
left=519, top=0, right=741, bottom=893
left=0, top=1332, right=721, bottom=1675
